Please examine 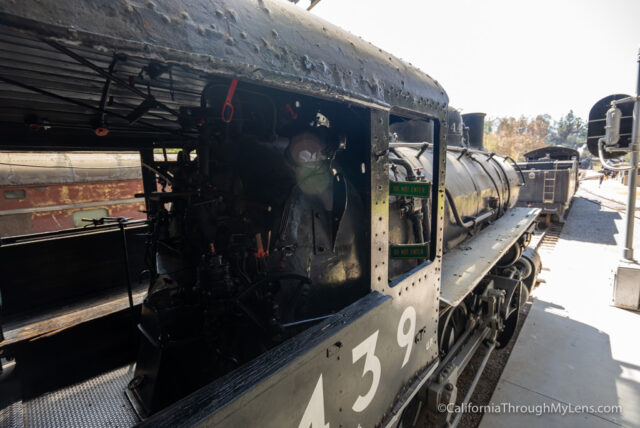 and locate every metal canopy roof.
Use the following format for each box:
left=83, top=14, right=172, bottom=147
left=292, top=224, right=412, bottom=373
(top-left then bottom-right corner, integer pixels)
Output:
left=0, top=0, right=449, bottom=149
